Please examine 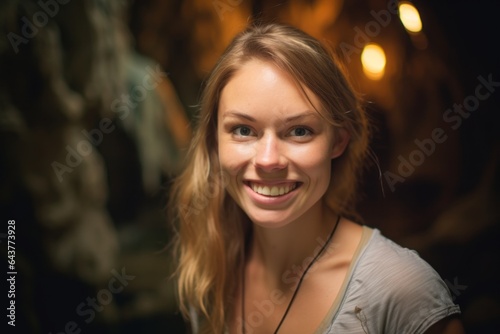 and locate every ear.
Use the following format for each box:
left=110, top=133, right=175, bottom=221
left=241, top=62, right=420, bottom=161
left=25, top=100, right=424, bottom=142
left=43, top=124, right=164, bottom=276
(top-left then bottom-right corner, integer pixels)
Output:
left=331, top=128, right=350, bottom=159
